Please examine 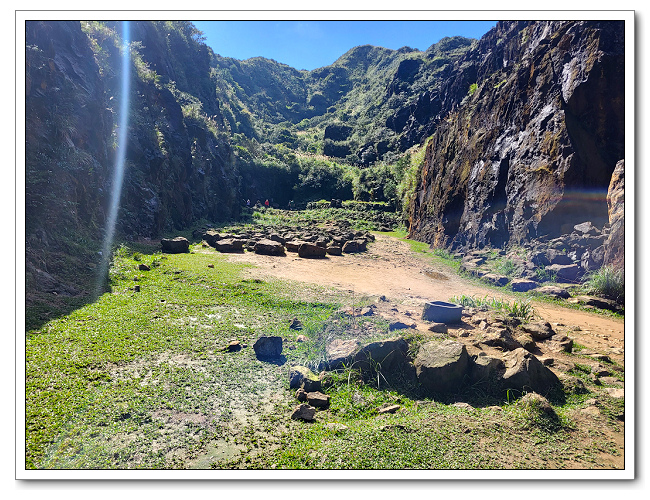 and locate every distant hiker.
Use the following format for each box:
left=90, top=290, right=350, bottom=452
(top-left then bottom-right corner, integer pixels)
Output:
left=246, top=199, right=250, bottom=207
left=265, top=199, right=269, bottom=208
